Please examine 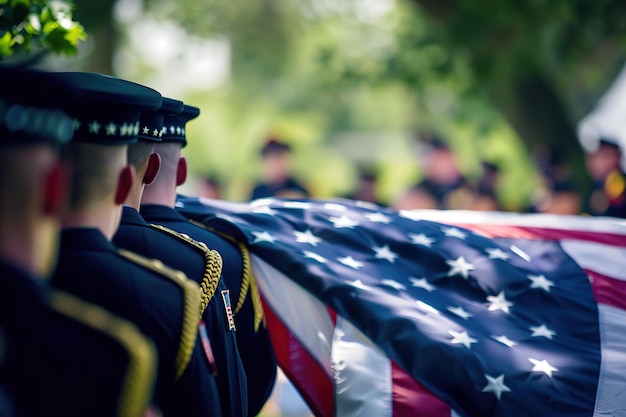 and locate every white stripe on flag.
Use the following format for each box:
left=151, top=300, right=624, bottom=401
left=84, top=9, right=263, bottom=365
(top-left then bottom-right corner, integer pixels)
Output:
left=252, top=256, right=334, bottom=379
left=332, top=316, right=392, bottom=417
left=561, top=240, right=626, bottom=281
left=594, top=304, right=626, bottom=416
